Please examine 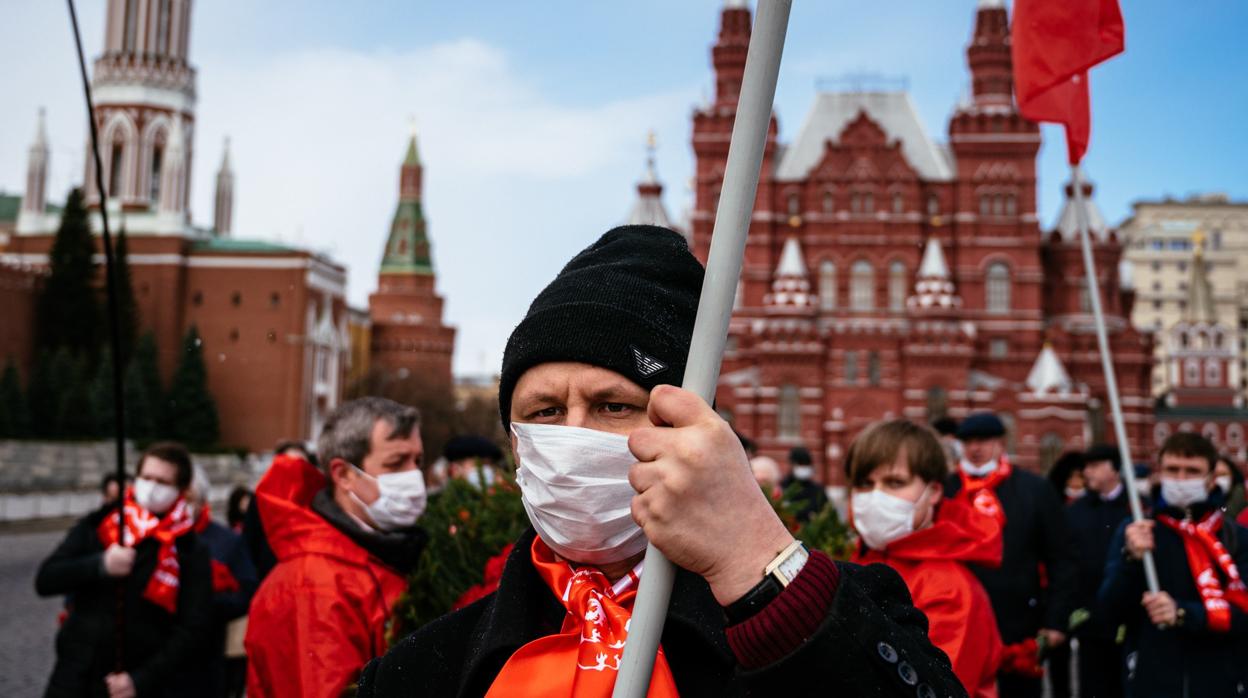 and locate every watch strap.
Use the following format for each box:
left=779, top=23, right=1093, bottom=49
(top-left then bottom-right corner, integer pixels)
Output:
left=723, top=540, right=809, bottom=625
